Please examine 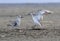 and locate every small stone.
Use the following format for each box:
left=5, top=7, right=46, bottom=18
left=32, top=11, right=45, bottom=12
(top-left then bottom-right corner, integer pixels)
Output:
left=1, top=35, right=6, bottom=38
